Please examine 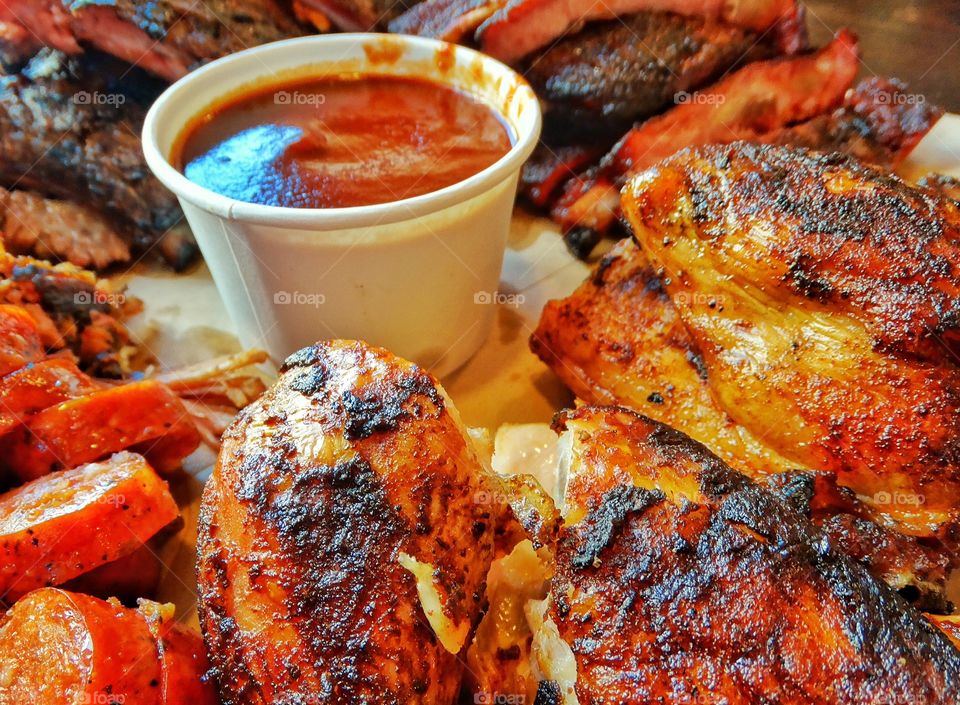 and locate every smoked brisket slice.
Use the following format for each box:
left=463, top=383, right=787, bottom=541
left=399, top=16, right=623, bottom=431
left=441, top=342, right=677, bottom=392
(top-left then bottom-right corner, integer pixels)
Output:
left=0, top=51, right=195, bottom=269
